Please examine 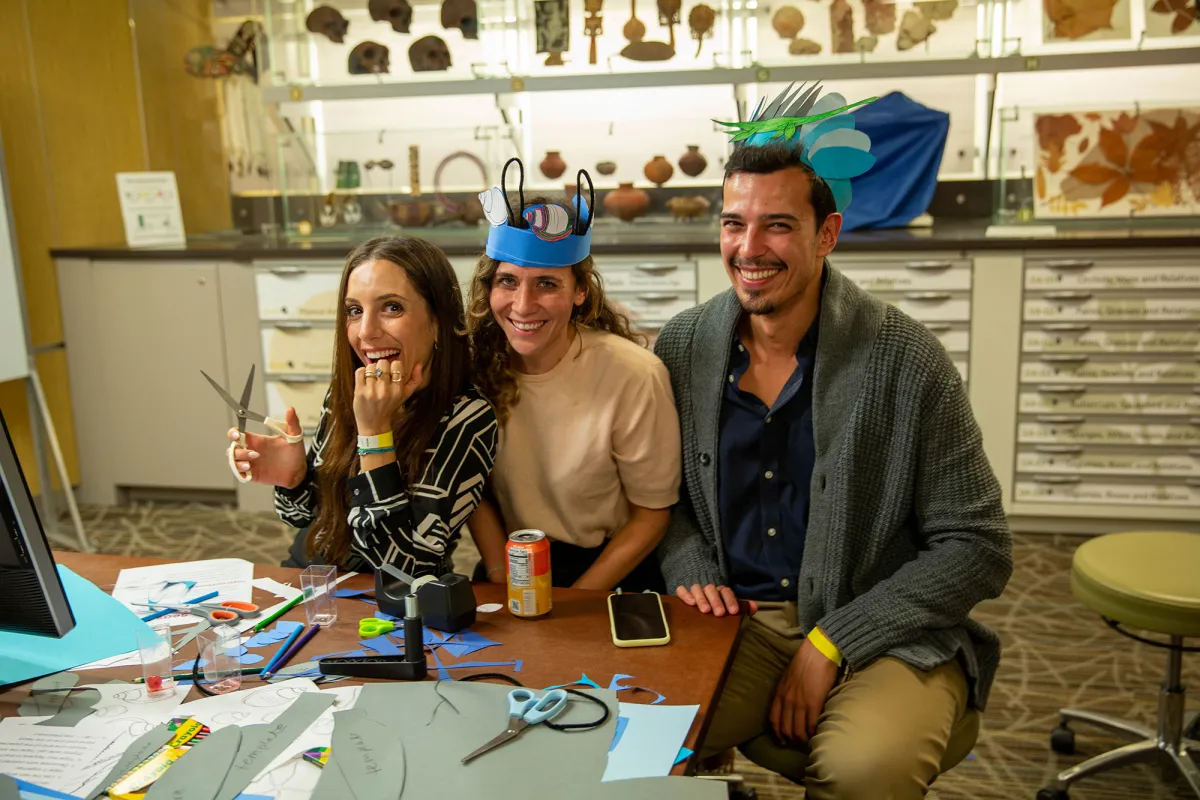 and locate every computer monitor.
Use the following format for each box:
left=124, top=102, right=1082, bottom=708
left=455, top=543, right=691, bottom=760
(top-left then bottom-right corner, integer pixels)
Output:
left=0, top=407, right=75, bottom=637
